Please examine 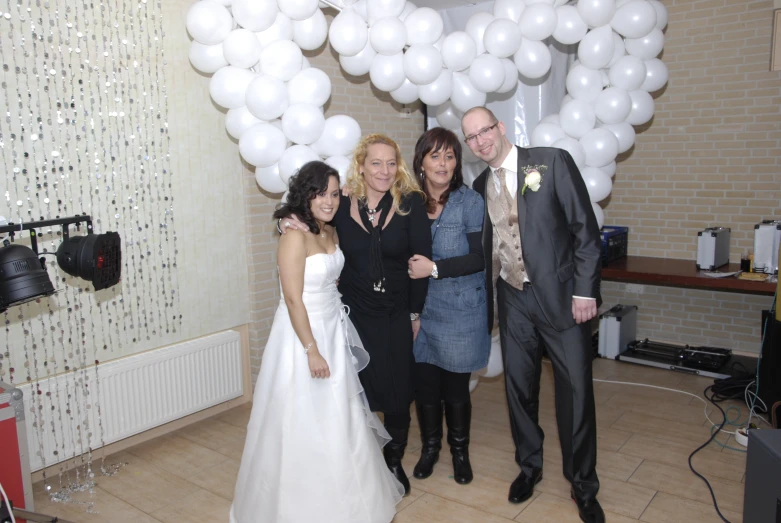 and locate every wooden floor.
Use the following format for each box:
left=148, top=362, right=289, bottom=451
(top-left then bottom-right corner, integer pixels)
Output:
left=32, top=358, right=752, bottom=522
